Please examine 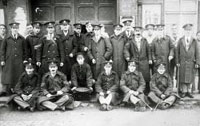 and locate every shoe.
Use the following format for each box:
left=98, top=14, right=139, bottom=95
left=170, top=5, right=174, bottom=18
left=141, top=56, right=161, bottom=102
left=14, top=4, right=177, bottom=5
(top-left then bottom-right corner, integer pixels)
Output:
left=17, top=106, right=22, bottom=110
left=100, top=104, right=107, bottom=111
left=106, top=105, right=113, bottom=111
left=160, top=103, right=170, bottom=110
left=60, top=106, right=66, bottom=111
left=29, top=107, right=34, bottom=112
left=179, top=92, right=186, bottom=98
left=186, top=92, right=194, bottom=98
